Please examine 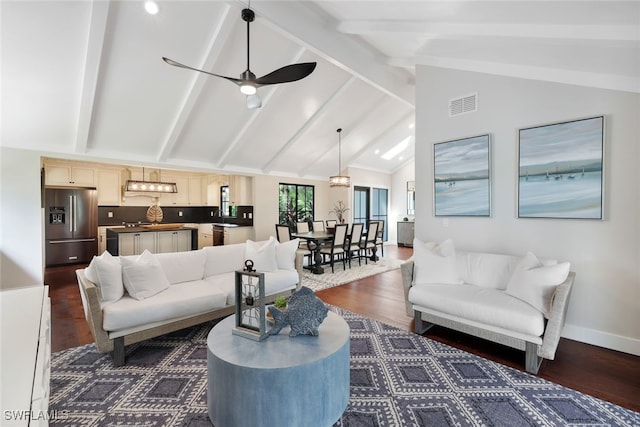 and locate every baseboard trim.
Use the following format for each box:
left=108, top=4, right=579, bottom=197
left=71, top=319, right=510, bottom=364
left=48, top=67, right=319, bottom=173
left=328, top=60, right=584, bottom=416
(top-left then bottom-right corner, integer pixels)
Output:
left=562, top=324, right=640, bottom=356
